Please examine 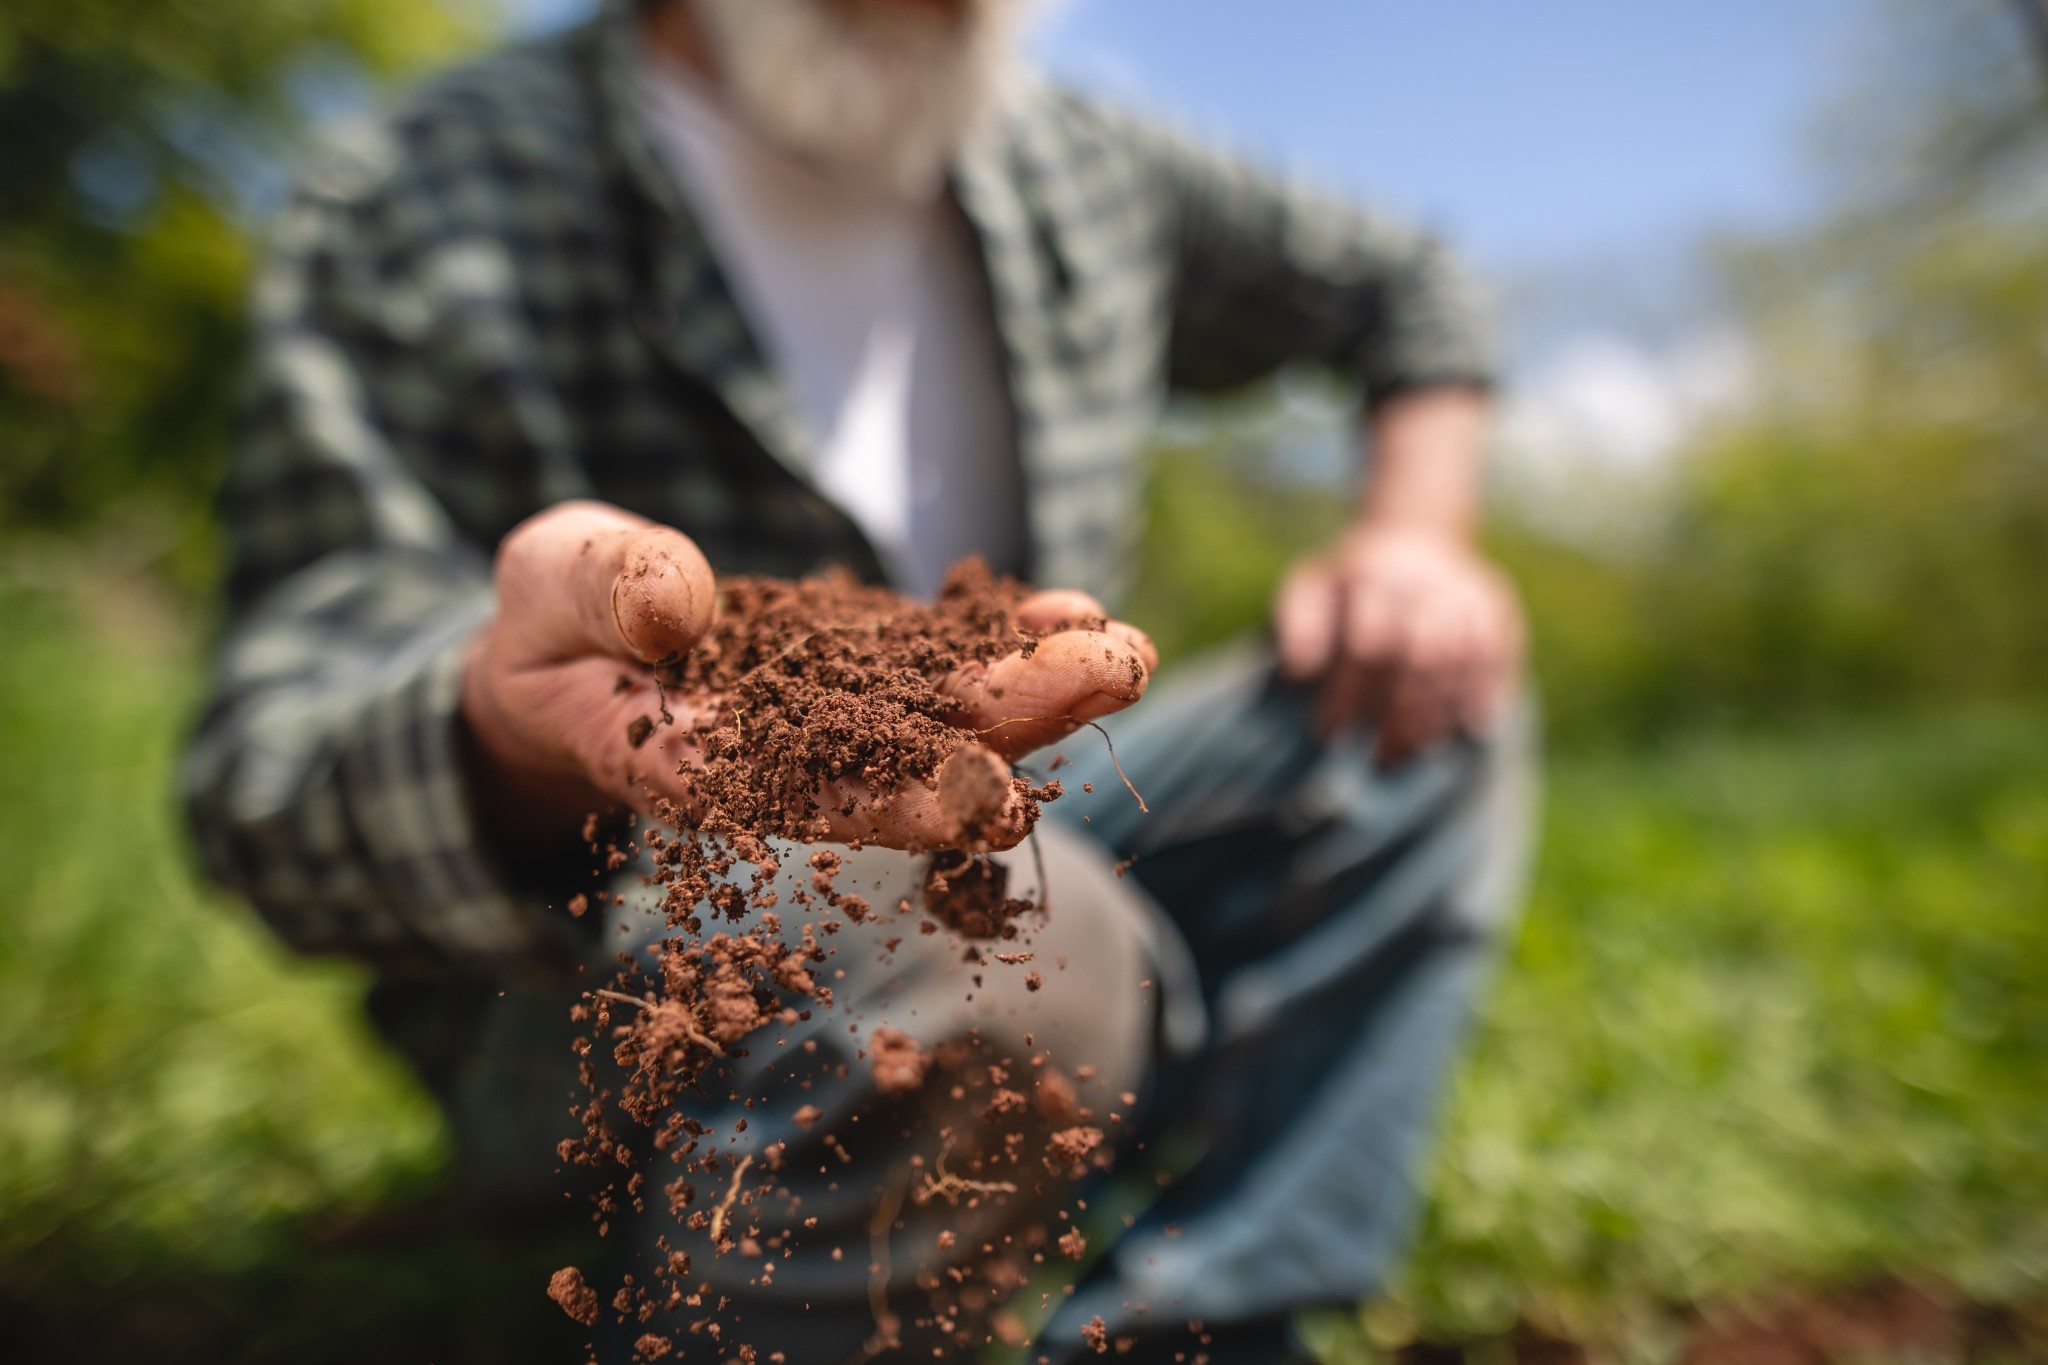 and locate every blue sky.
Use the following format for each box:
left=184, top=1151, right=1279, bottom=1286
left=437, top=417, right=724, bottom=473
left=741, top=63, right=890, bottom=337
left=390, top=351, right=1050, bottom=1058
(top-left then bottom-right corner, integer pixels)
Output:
left=505, top=0, right=1881, bottom=483
left=1038, top=0, right=1869, bottom=274
left=511, top=0, right=1870, bottom=276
